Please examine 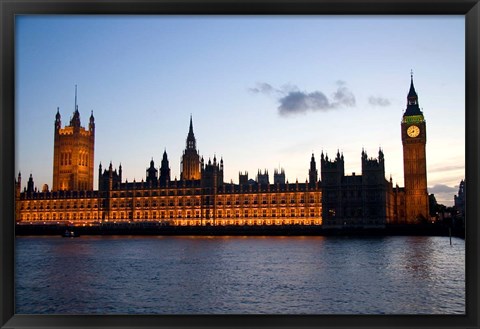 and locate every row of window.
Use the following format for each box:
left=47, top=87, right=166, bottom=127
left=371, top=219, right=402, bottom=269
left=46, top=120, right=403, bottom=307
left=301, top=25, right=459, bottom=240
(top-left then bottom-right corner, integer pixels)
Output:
left=108, top=208, right=320, bottom=219
left=21, top=203, right=98, bottom=210
left=173, top=219, right=321, bottom=226
left=109, top=190, right=320, bottom=198
left=60, top=152, right=72, bottom=166
left=112, top=198, right=319, bottom=208
left=78, top=152, right=89, bottom=167
left=21, top=201, right=320, bottom=211
left=20, top=208, right=320, bottom=222
left=137, top=194, right=317, bottom=204
left=110, top=189, right=203, bottom=197
left=21, top=212, right=99, bottom=221
left=20, top=194, right=320, bottom=210
left=60, top=152, right=90, bottom=167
